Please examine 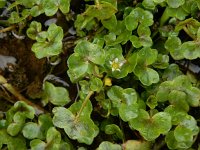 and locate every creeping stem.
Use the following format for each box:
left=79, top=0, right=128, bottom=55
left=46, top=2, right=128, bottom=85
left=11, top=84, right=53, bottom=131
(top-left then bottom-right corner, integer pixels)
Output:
left=0, top=75, right=45, bottom=115
left=0, top=25, right=16, bottom=33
